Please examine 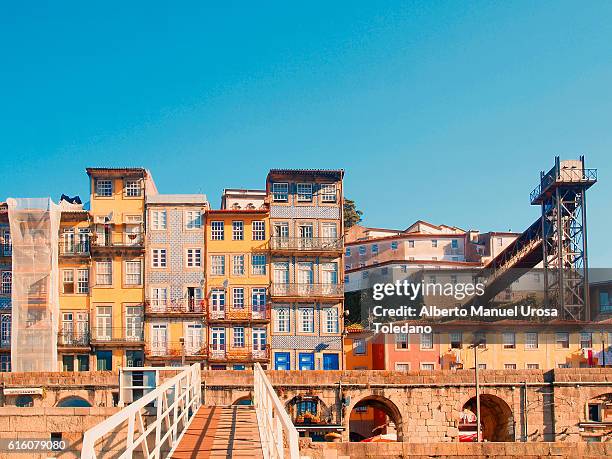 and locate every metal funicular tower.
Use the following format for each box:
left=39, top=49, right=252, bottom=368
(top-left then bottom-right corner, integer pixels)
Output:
left=530, top=156, right=597, bottom=321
